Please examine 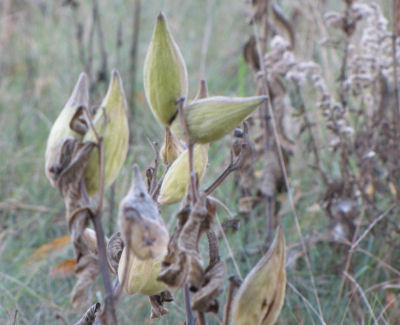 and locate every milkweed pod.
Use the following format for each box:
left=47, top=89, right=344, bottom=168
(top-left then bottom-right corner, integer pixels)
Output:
left=45, top=73, right=89, bottom=186
left=231, top=228, right=286, bottom=325
left=170, top=96, right=267, bottom=143
left=144, top=12, right=188, bottom=125
left=83, top=69, right=129, bottom=196
left=119, top=165, right=169, bottom=260
left=118, top=247, right=167, bottom=296
left=158, top=144, right=209, bottom=205
left=160, top=127, right=185, bottom=165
